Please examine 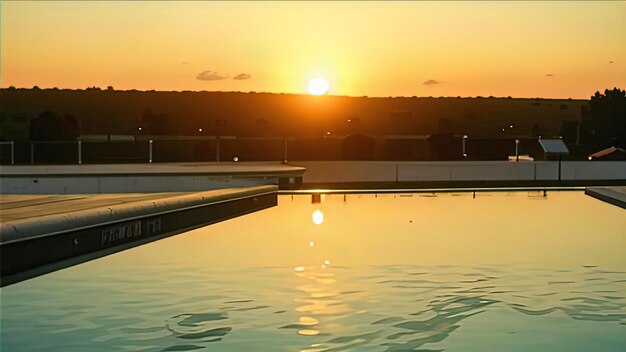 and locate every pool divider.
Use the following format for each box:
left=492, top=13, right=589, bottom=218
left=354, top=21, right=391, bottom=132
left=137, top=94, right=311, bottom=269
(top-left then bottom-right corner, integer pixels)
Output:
left=0, top=185, right=277, bottom=287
